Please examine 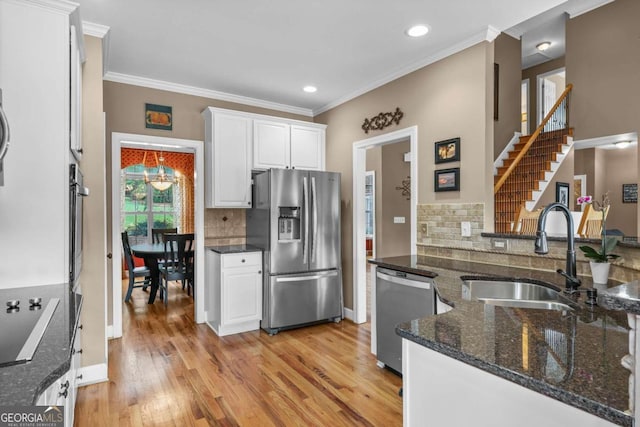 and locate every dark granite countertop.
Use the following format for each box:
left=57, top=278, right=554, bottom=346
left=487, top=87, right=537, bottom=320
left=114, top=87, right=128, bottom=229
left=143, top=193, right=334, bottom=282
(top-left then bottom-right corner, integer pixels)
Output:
left=206, top=244, right=263, bottom=254
left=0, top=284, right=82, bottom=405
left=482, top=232, right=640, bottom=248
left=369, top=255, right=633, bottom=427
left=600, top=281, right=640, bottom=315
